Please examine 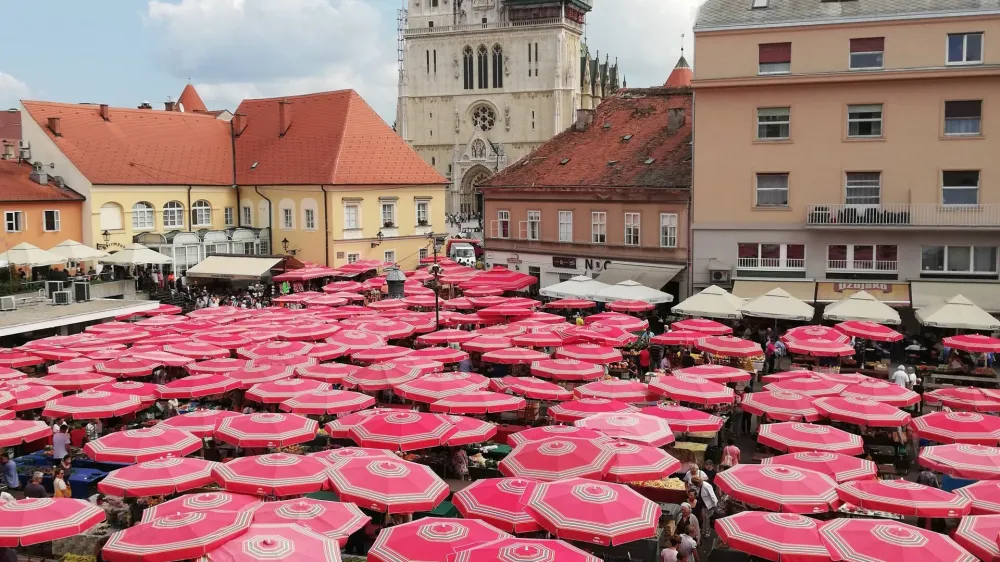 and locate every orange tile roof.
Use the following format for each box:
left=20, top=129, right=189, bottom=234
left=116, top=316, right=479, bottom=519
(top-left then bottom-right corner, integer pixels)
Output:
left=0, top=160, right=85, bottom=202
left=483, top=87, right=692, bottom=189
left=234, top=90, right=446, bottom=186
left=21, top=101, right=234, bottom=186
left=0, top=109, right=20, bottom=142
left=664, top=56, right=693, bottom=88
left=178, top=84, right=208, bottom=113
